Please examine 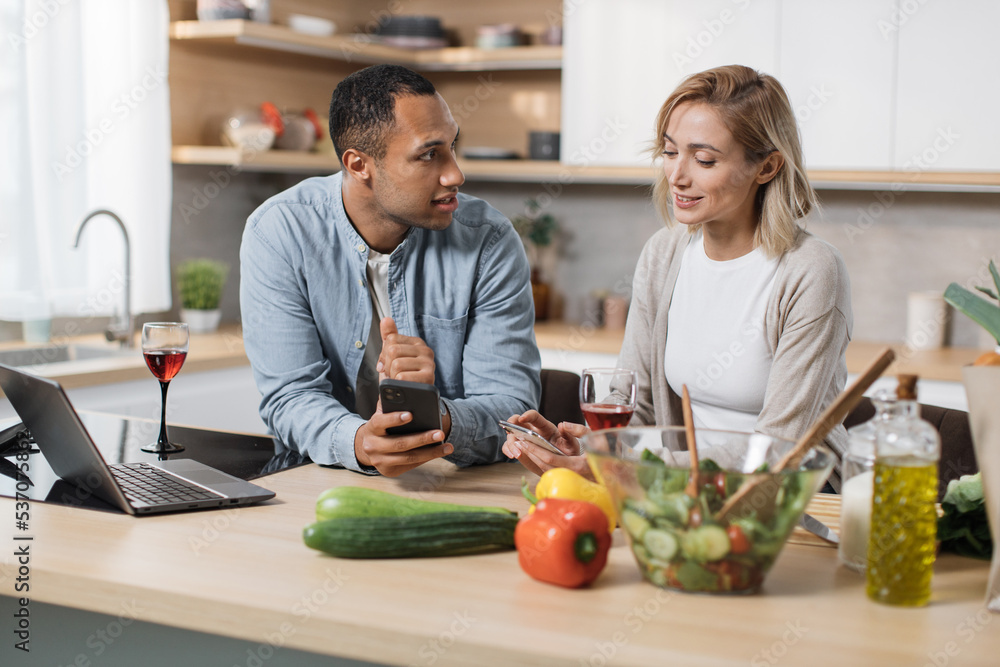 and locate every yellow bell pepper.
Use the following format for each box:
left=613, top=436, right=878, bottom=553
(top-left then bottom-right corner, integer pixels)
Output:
left=521, top=468, right=616, bottom=534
